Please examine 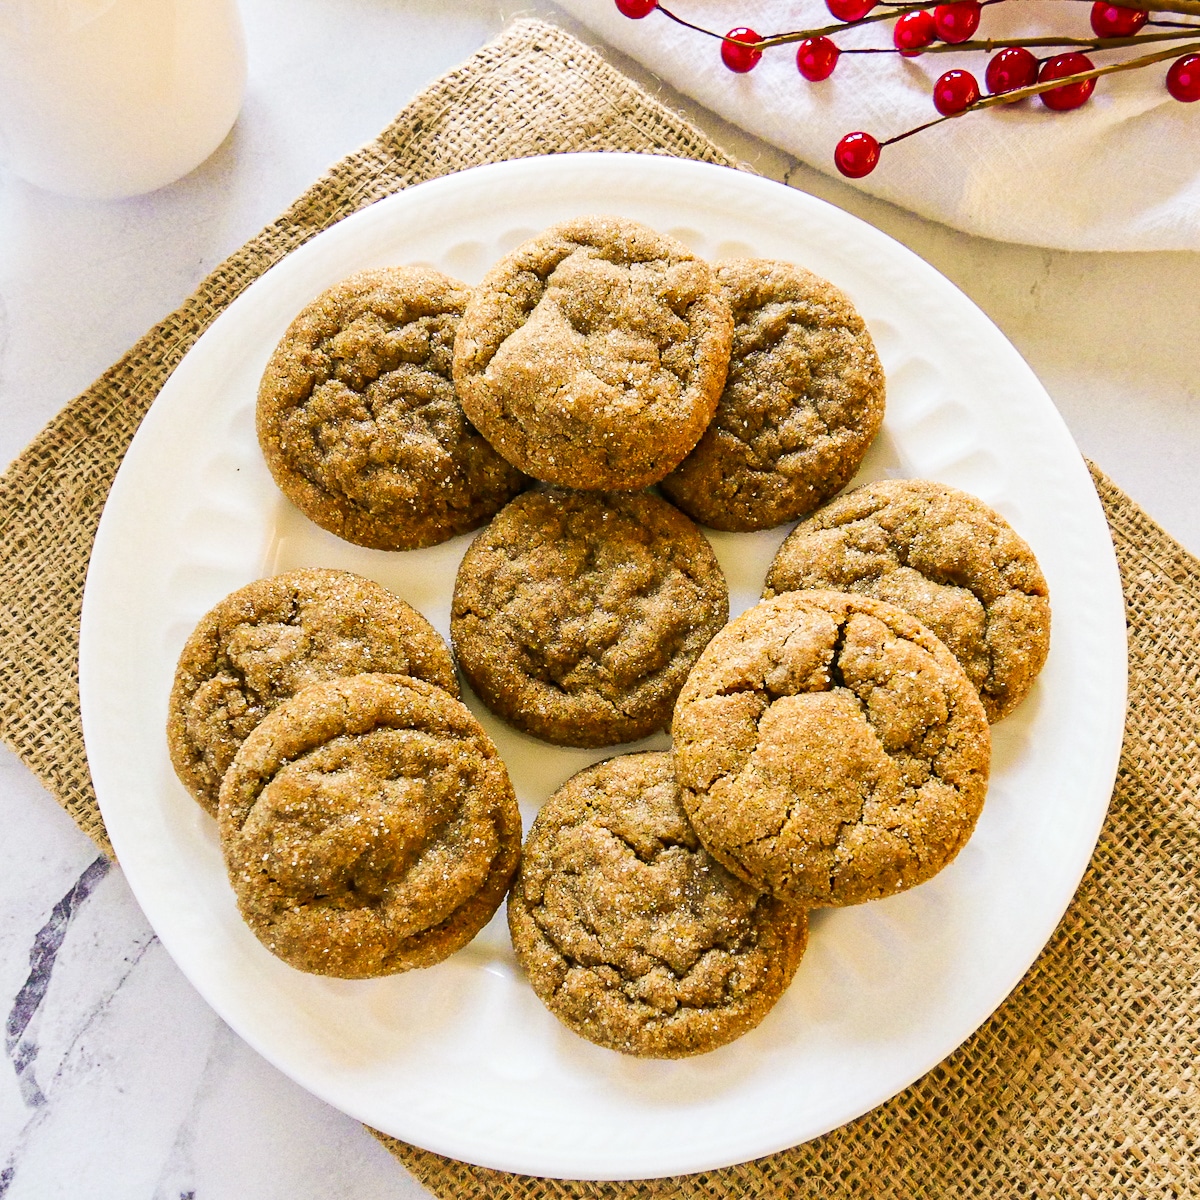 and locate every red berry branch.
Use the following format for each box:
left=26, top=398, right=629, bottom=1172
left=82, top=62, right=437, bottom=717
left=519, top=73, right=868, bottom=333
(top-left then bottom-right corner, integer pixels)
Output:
left=614, top=0, right=1200, bottom=176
